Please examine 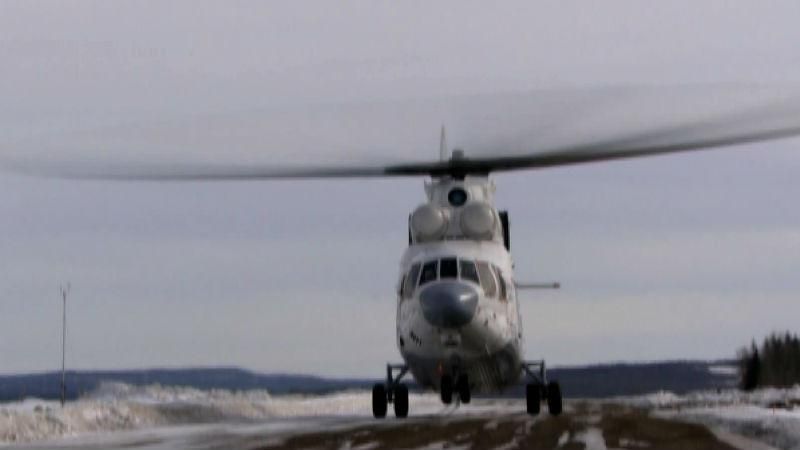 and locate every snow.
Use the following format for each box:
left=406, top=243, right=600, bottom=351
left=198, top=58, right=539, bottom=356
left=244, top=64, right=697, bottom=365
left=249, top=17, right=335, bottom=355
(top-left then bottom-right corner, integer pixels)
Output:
left=0, top=382, right=445, bottom=445
left=556, top=431, right=569, bottom=447
left=0, top=382, right=514, bottom=446
left=621, top=385, right=800, bottom=410
left=708, top=365, right=739, bottom=377
left=622, top=386, right=800, bottom=450
left=3, top=382, right=800, bottom=449
left=573, top=427, right=607, bottom=450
